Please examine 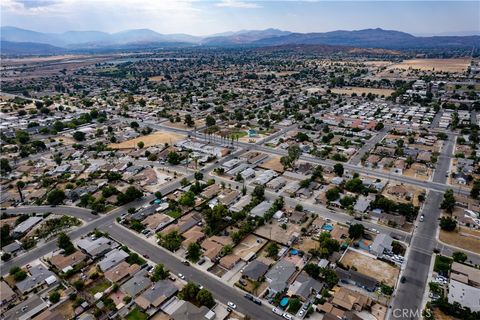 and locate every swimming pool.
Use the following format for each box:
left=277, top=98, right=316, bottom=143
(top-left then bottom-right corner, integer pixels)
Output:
left=280, top=297, right=289, bottom=307
left=322, top=224, right=334, bottom=231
